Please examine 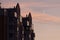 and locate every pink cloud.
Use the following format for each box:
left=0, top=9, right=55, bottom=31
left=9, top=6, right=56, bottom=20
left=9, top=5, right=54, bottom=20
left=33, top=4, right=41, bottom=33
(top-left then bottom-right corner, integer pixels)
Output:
left=1, top=2, right=60, bottom=8
left=1, top=2, right=60, bottom=23
left=21, top=9, right=60, bottom=23
left=20, top=2, right=60, bottom=8
left=1, top=2, right=16, bottom=8
left=32, top=12, right=60, bottom=23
